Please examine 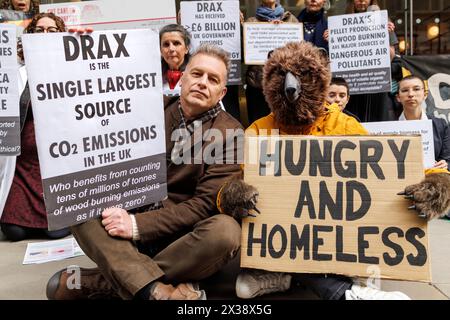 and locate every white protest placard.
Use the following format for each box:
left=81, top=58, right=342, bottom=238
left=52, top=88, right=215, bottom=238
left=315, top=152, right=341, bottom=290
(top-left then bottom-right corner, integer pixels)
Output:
left=22, top=29, right=167, bottom=230
left=181, top=1, right=241, bottom=84
left=0, top=24, right=20, bottom=155
left=363, top=120, right=435, bottom=169
left=40, top=0, right=176, bottom=31
left=244, top=22, right=303, bottom=65
left=329, top=10, right=391, bottom=95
